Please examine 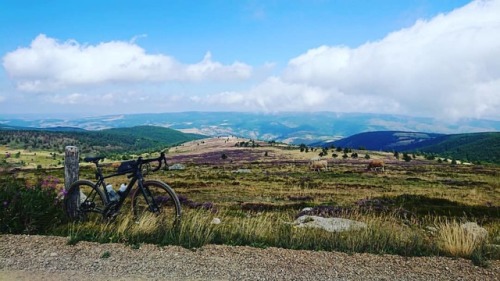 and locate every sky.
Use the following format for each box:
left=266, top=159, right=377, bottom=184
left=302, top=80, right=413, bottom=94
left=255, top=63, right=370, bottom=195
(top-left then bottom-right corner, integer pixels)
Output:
left=1, top=0, right=499, bottom=121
